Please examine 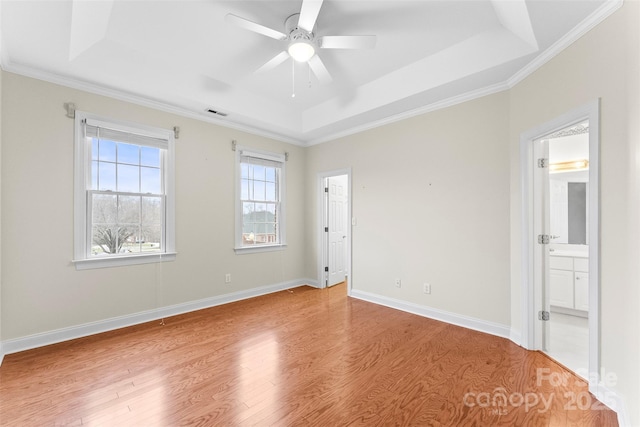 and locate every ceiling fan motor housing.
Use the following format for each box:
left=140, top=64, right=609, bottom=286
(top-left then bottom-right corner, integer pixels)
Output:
left=285, top=13, right=317, bottom=62
left=290, top=28, right=315, bottom=43
left=285, top=13, right=315, bottom=43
